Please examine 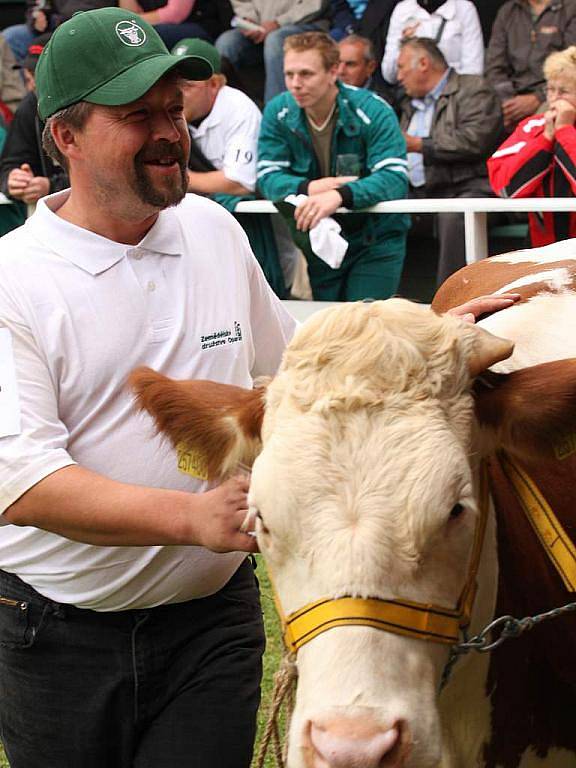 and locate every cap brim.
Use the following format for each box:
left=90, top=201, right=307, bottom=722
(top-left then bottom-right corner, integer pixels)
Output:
left=83, top=52, right=212, bottom=107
